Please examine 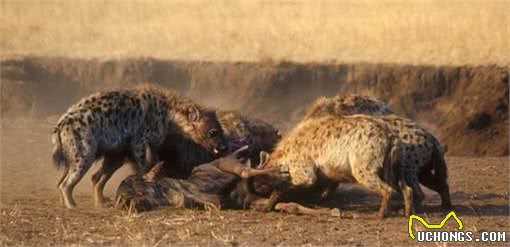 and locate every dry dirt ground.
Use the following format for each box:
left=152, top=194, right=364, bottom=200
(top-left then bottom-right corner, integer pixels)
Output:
left=1, top=120, right=509, bottom=246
